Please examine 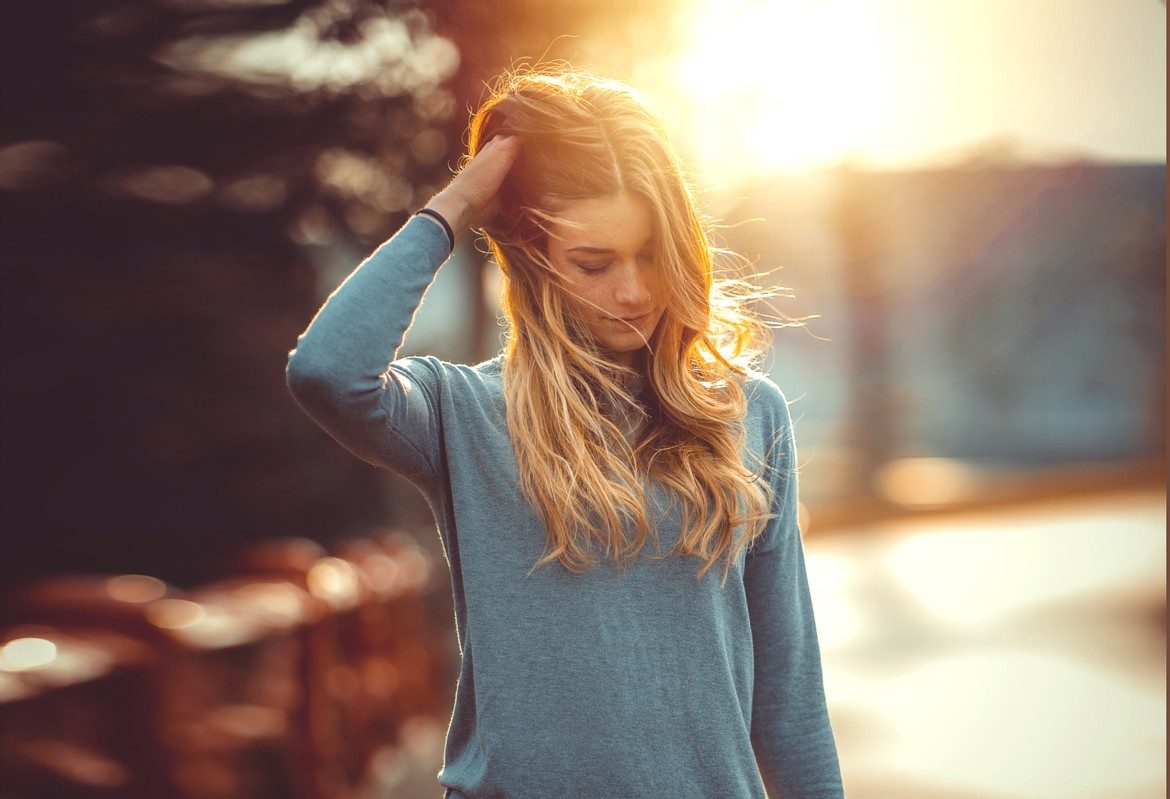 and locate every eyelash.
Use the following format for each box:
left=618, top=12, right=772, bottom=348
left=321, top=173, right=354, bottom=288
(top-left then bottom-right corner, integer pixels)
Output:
left=573, top=254, right=655, bottom=274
